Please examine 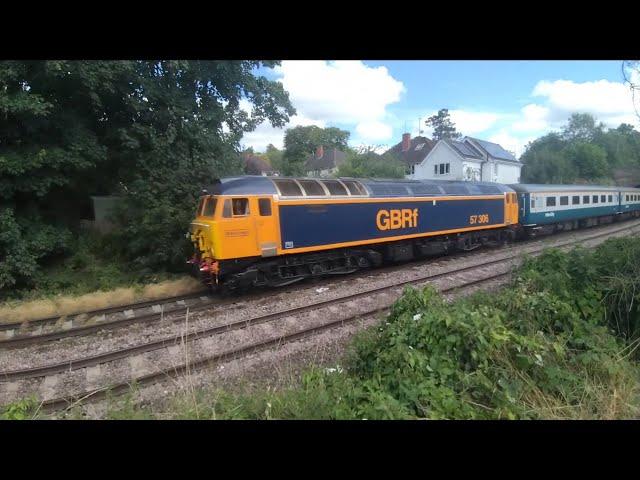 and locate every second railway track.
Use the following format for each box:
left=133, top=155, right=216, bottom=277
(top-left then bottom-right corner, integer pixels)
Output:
left=2, top=218, right=640, bottom=349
